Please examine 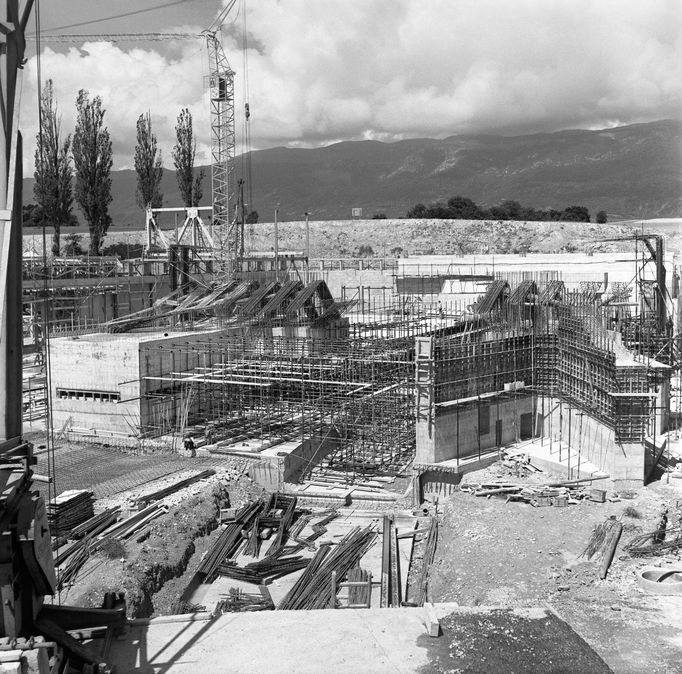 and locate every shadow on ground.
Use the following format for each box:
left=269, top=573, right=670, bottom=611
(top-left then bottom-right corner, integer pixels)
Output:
left=418, top=608, right=612, bottom=673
